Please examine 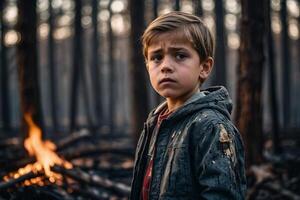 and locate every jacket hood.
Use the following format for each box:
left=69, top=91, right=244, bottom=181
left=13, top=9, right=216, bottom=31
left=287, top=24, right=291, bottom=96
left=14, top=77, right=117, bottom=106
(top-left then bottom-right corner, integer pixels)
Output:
left=148, top=86, right=233, bottom=124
